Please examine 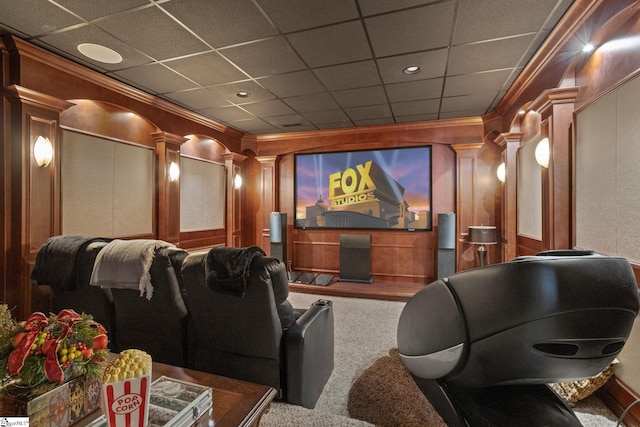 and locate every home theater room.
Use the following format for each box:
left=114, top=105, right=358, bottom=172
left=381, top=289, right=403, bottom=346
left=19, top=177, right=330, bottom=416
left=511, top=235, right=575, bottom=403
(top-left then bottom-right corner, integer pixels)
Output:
left=1, top=0, right=640, bottom=426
